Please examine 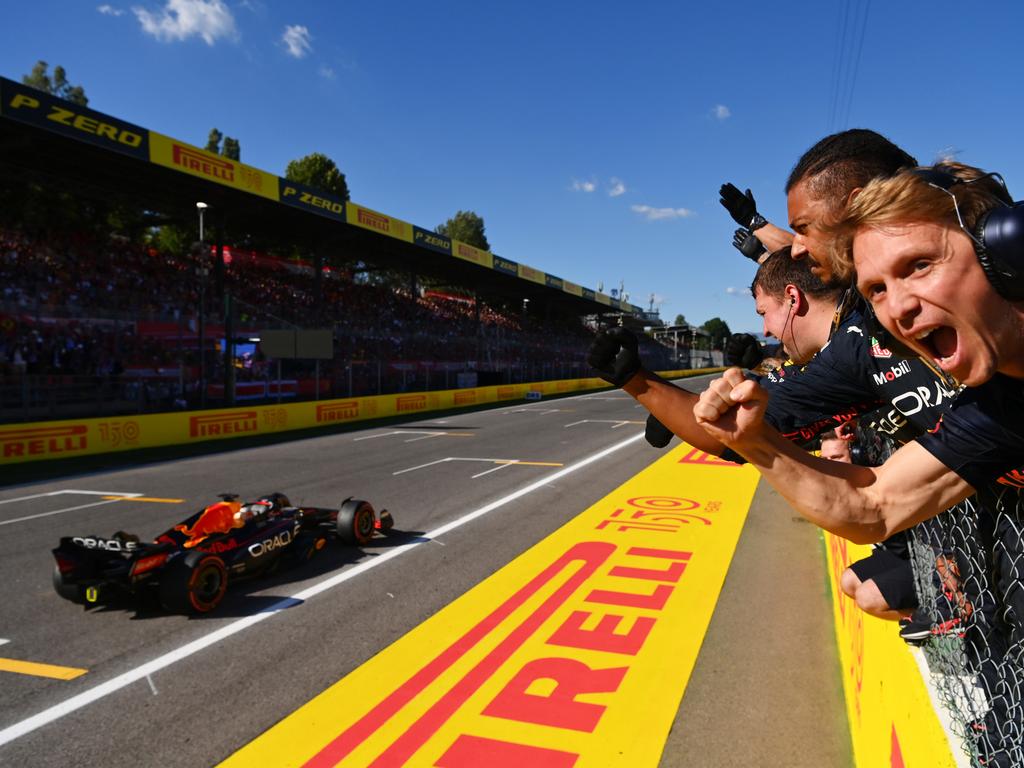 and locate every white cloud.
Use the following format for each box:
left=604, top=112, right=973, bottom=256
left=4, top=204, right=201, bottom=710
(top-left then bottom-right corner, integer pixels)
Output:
left=725, top=286, right=742, bottom=295
left=133, top=0, right=237, bottom=45
left=712, top=104, right=731, bottom=120
left=318, top=64, right=336, bottom=80
left=608, top=178, right=626, bottom=197
left=282, top=24, right=313, bottom=58
left=631, top=204, right=695, bottom=221
left=571, top=178, right=597, bottom=193
left=98, top=4, right=125, bottom=16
